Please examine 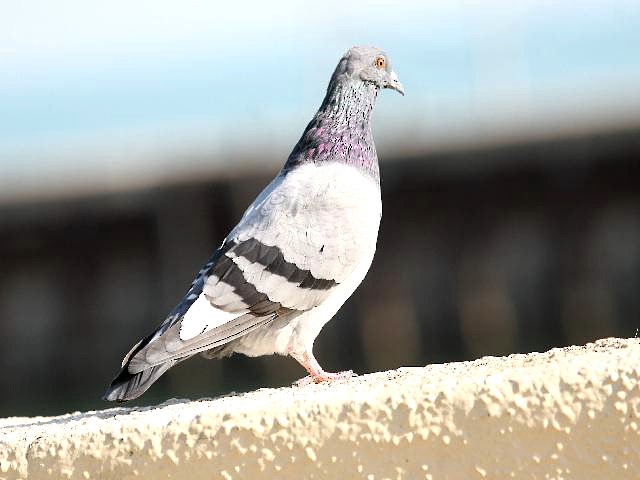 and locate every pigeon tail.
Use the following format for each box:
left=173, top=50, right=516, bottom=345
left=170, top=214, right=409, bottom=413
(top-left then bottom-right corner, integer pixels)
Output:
left=102, top=361, right=176, bottom=402
left=103, top=329, right=187, bottom=402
